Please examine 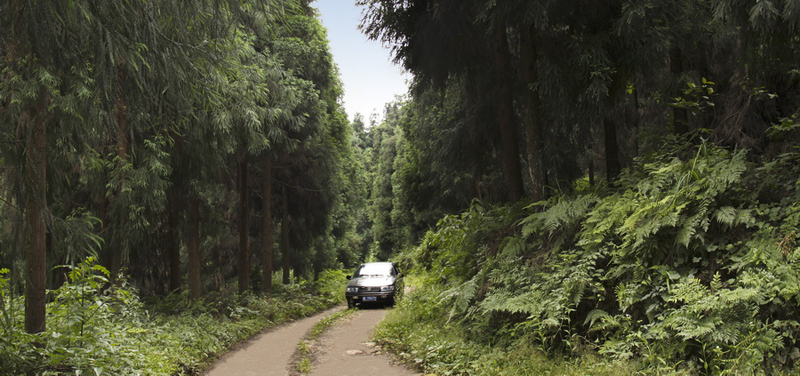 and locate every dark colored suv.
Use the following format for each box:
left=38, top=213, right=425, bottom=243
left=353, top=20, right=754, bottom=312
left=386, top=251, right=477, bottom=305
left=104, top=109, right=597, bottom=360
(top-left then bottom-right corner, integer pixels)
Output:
left=345, top=262, right=404, bottom=308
